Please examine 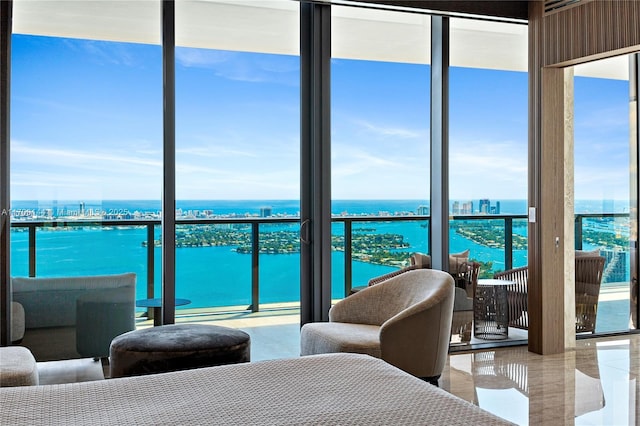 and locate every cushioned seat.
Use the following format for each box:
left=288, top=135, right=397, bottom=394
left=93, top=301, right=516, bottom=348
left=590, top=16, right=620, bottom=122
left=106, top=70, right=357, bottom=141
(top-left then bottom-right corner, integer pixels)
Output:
left=0, top=346, right=39, bottom=387
left=301, top=269, right=455, bottom=384
left=301, top=323, right=382, bottom=358
left=109, top=324, right=250, bottom=378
